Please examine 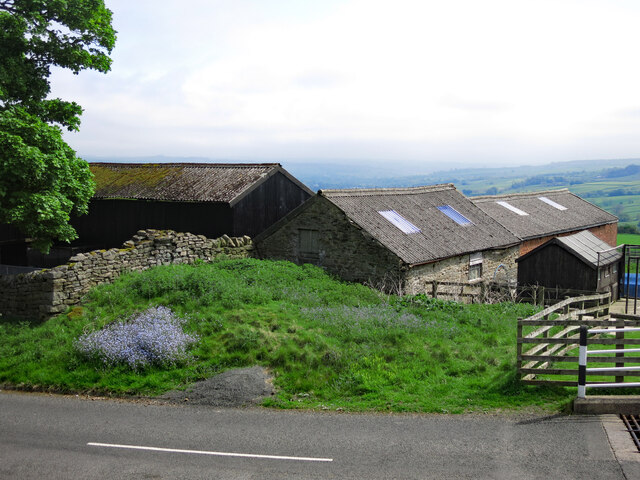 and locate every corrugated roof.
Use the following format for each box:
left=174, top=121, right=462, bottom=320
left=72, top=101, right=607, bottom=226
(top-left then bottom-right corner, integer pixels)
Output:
left=472, top=189, right=617, bottom=240
left=518, top=230, right=622, bottom=268
left=557, top=231, right=621, bottom=267
left=90, top=163, right=283, bottom=204
left=320, top=184, right=520, bottom=265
